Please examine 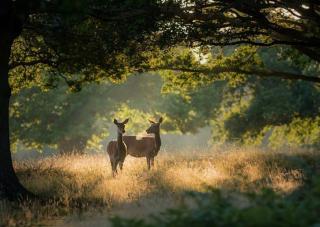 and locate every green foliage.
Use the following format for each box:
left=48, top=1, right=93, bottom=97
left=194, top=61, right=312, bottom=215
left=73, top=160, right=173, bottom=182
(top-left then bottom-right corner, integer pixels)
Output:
left=10, top=0, right=319, bottom=94
left=111, top=176, right=320, bottom=227
left=155, top=46, right=261, bottom=97
left=193, top=46, right=320, bottom=147
left=10, top=73, right=227, bottom=152
left=9, top=73, right=165, bottom=151
left=8, top=0, right=320, bottom=152
left=10, top=0, right=165, bottom=94
left=11, top=42, right=320, bottom=152
left=213, top=78, right=320, bottom=147
left=10, top=83, right=113, bottom=151
left=9, top=0, right=320, bottom=94
left=262, top=117, right=320, bottom=149
left=112, top=104, right=154, bottom=134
